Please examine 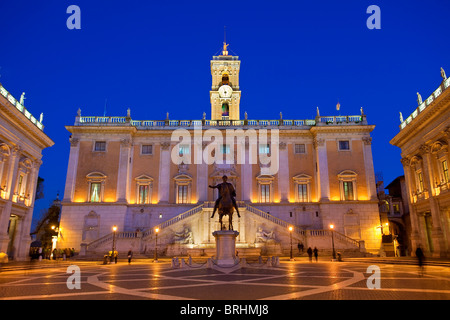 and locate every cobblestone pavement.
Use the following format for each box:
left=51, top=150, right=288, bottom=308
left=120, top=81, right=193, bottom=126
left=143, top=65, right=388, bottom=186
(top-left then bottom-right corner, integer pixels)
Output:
left=0, top=257, right=449, bottom=301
